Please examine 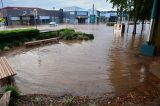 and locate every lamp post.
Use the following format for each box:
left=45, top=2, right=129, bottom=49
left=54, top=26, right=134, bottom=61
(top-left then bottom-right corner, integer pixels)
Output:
left=53, top=7, right=55, bottom=22
left=33, top=9, right=37, bottom=29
